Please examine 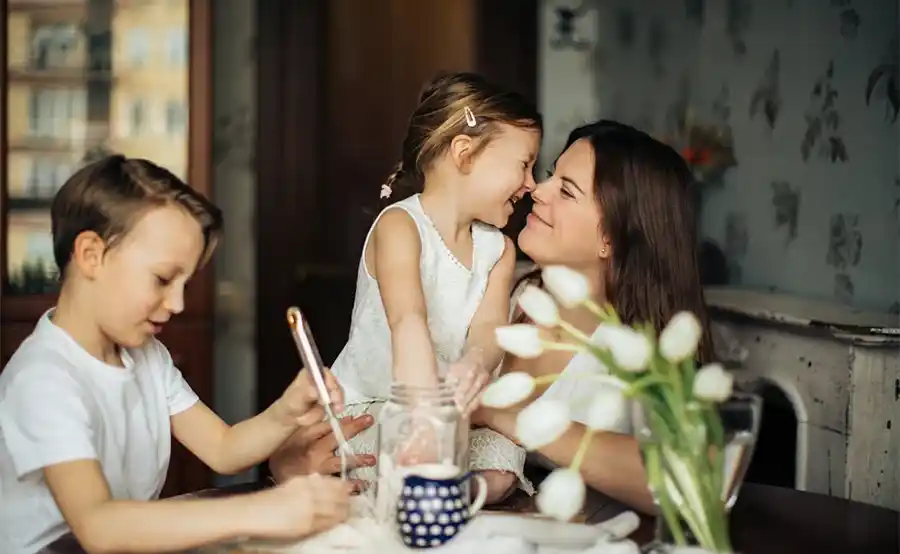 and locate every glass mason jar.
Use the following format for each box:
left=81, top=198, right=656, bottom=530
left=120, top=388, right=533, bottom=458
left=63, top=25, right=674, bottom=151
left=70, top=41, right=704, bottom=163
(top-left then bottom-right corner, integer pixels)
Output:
left=374, top=380, right=469, bottom=522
